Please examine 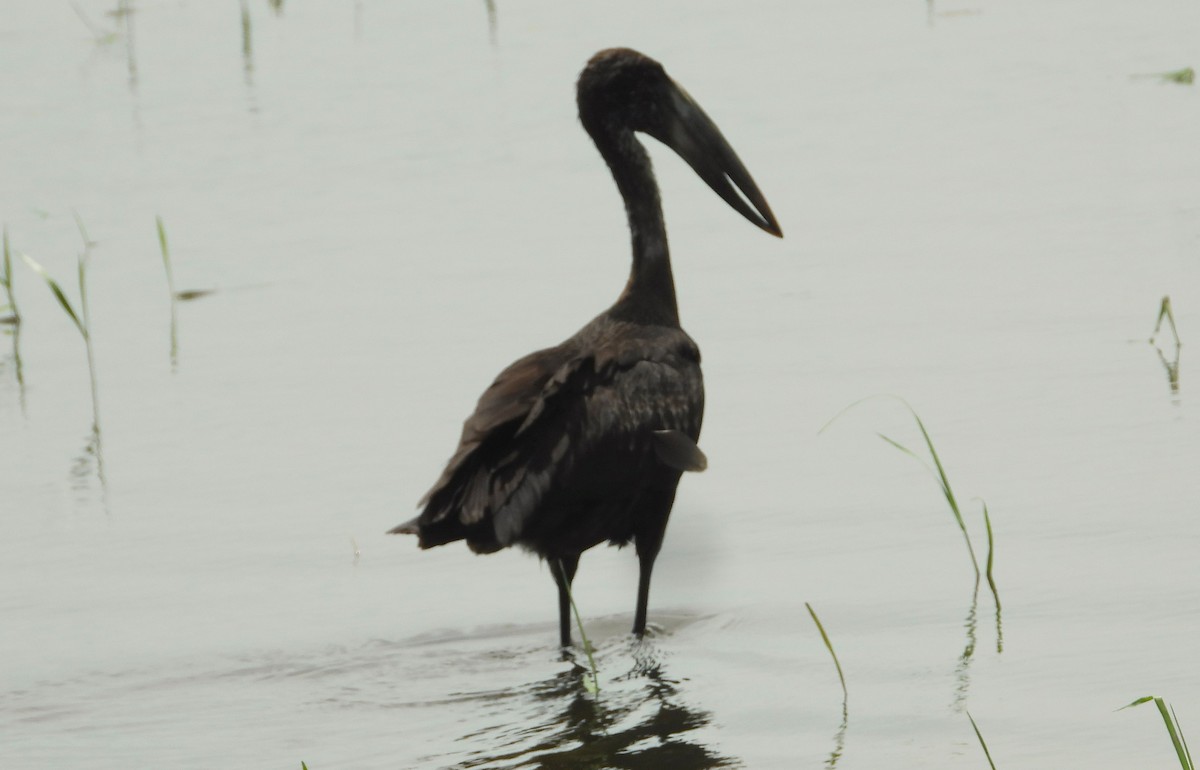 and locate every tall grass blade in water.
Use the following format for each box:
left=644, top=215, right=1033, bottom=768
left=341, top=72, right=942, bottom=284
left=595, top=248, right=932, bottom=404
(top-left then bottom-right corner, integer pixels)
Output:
left=73, top=213, right=100, bottom=436
left=967, top=711, right=998, bottom=769
left=19, top=253, right=85, bottom=337
left=2, top=227, right=20, bottom=325
left=557, top=559, right=599, bottom=694
left=805, top=602, right=847, bottom=705
left=1121, top=696, right=1194, bottom=770
left=822, top=395, right=1003, bottom=666
left=822, top=396, right=982, bottom=585
left=20, top=217, right=102, bottom=440
left=157, top=216, right=180, bottom=367
left=806, top=602, right=848, bottom=768
left=981, top=501, right=1002, bottom=651
left=879, top=407, right=980, bottom=586
left=1151, top=295, right=1182, bottom=348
